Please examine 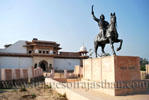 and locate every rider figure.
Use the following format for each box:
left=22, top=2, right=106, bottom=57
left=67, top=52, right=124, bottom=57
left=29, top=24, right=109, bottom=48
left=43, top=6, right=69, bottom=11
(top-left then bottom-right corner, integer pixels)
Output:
left=92, top=6, right=109, bottom=41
